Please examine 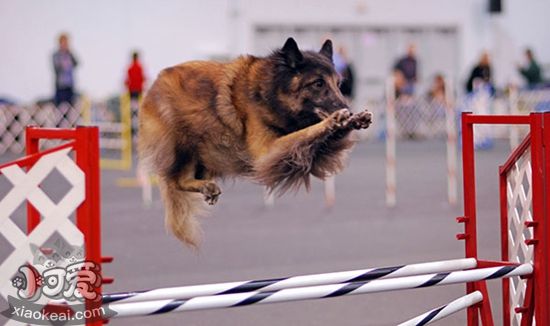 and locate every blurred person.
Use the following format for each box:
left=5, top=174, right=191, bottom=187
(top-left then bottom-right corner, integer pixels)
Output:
left=426, top=74, right=447, bottom=122
left=52, top=33, right=78, bottom=106
left=517, top=48, right=542, bottom=89
left=125, top=51, right=146, bottom=100
left=427, top=74, right=446, bottom=102
left=335, top=46, right=355, bottom=101
left=392, top=69, right=406, bottom=98
left=393, top=43, right=418, bottom=96
left=466, top=51, right=493, bottom=94
left=125, top=51, right=146, bottom=143
left=393, top=44, right=420, bottom=139
left=465, top=53, right=494, bottom=149
left=392, top=68, right=419, bottom=139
